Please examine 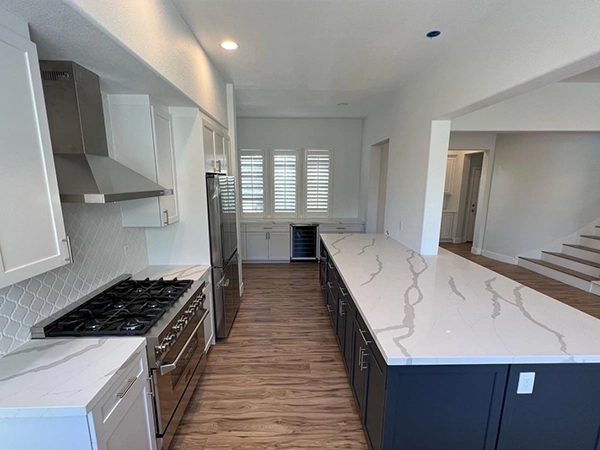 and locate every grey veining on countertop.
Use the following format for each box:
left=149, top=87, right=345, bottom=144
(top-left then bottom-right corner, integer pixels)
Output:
left=321, top=233, right=600, bottom=366
left=0, top=337, right=145, bottom=418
